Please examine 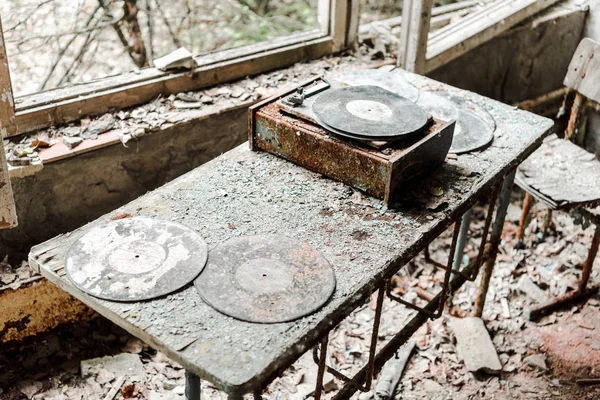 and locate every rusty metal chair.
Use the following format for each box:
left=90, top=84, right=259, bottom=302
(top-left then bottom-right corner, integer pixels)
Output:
left=515, top=37, right=600, bottom=320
